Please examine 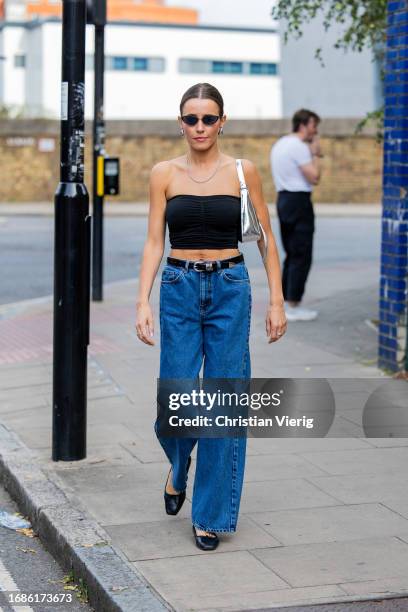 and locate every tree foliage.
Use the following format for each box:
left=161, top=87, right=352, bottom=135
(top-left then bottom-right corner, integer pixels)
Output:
left=271, top=0, right=387, bottom=64
left=271, top=0, right=387, bottom=138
